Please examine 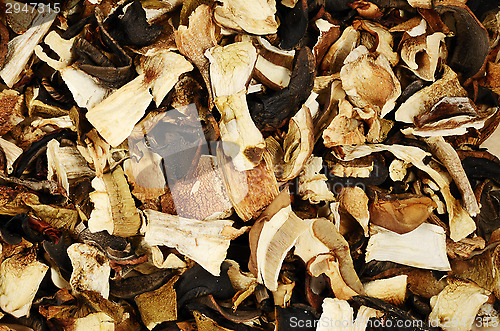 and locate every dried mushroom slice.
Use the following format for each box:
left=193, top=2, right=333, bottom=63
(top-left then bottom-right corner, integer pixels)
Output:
left=321, top=26, right=360, bottom=74
left=363, top=275, right=408, bottom=306
left=0, top=89, right=24, bottom=136
left=298, top=156, right=335, bottom=204
left=322, top=98, right=366, bottom=147
left=400, top=32, right=446, bottom=81
left=317, top=298, right=354, bottom=331
left=214, top=0, right=278, bottom=35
